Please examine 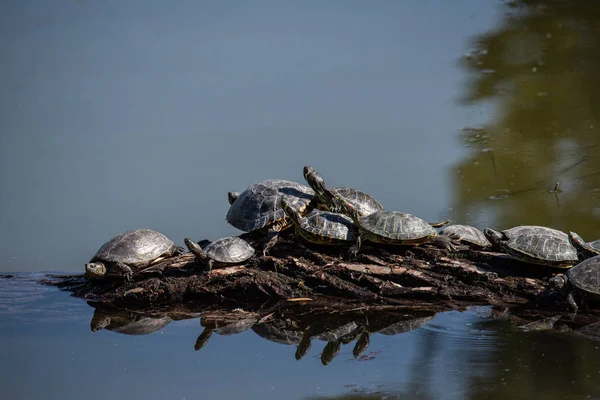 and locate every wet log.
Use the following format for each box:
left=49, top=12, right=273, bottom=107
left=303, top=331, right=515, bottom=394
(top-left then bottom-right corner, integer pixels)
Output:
left=44, top=232, right=590, bottom=317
